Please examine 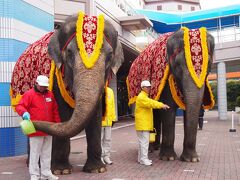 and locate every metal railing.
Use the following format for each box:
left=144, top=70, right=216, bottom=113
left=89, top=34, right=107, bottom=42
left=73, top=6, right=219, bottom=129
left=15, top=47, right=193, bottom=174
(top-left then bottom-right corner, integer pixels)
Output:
left=208, top=25, right=240, bottom=44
